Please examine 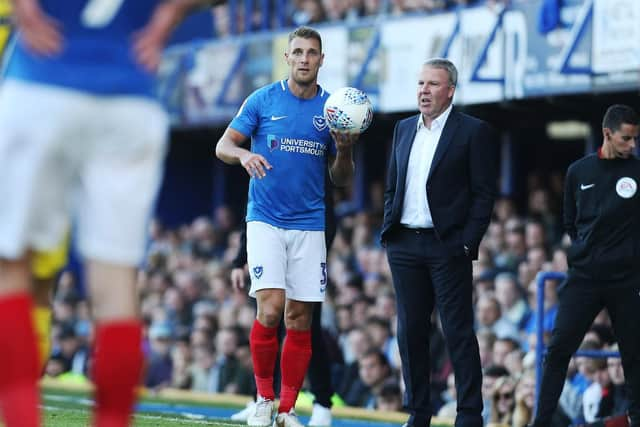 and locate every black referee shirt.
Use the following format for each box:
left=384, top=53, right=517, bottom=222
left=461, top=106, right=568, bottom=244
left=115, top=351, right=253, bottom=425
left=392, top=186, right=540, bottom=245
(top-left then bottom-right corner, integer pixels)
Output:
left=563, top=152, right=640, bottom=285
